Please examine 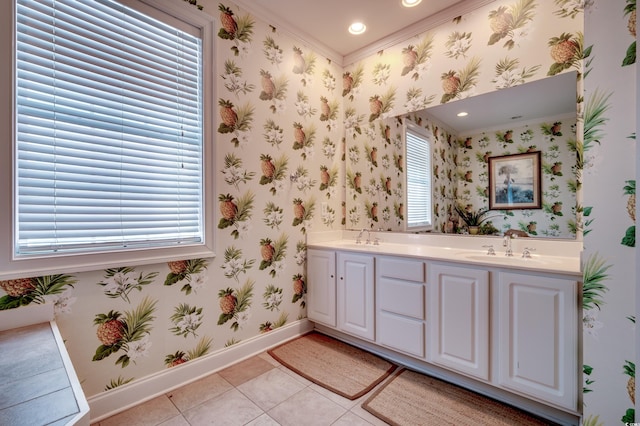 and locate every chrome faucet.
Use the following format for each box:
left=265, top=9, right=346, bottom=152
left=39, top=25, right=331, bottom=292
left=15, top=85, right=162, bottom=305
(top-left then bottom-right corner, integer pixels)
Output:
left=503, top=234, right=515, bottom=257
left=522, top=247, right=536, bottom=258
left=356, top=228, right=371, bottom=244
